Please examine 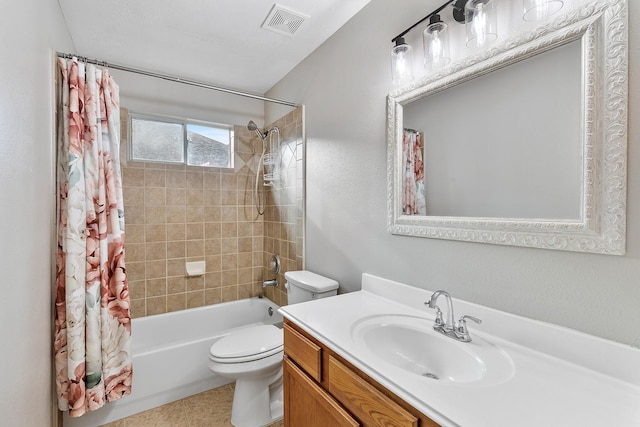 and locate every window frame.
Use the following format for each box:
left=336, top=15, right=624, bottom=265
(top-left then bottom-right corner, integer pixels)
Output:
left=127, top=112, right=235, bottom=169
